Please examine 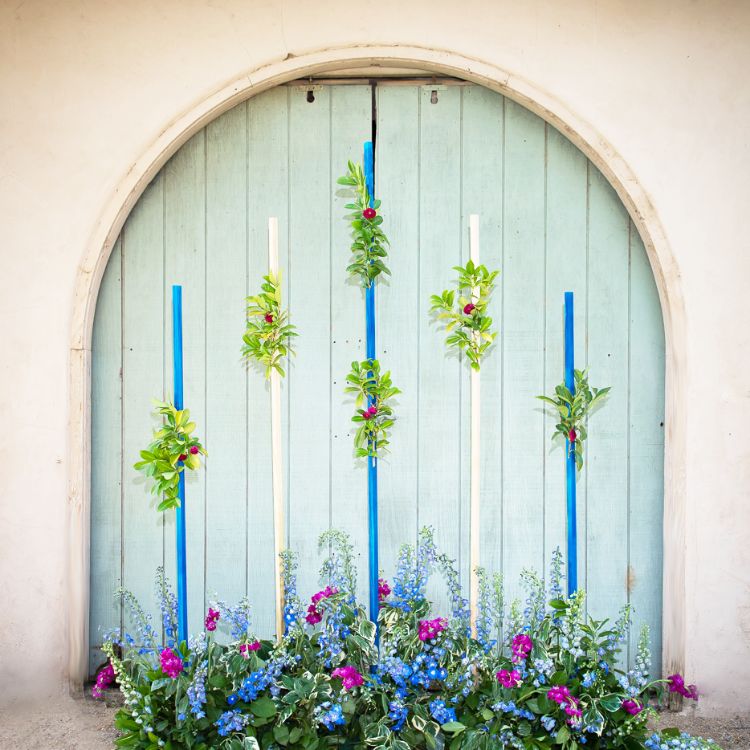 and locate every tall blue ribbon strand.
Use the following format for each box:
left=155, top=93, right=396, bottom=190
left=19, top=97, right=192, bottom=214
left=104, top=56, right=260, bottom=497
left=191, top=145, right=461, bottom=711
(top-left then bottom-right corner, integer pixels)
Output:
left=564, top=291, right=578, bottom=596
left=172, top=285, right=189, bottom=643
left=363, top=142, right=379, bottom=634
